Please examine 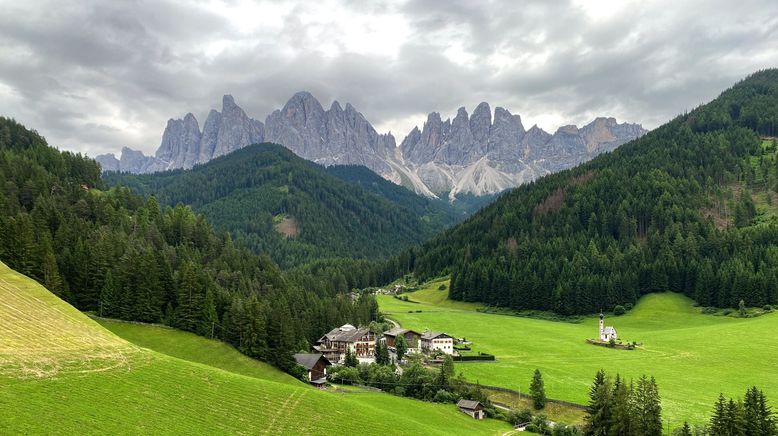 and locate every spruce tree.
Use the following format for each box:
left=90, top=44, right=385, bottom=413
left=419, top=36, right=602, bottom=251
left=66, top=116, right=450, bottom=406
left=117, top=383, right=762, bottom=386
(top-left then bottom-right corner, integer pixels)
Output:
left=585, top=370, right=611, bottom=436
left=395, top=334, right=408, bottom=362
left=633, top=375, right=662, bottom=436
left=678, top=421, right=692, bottom=436
left=609, top=374, right=633, bottom=436
left=711, top=393, right=728, bottom=435
left=530, top=368, right=547, bottom=410
left=344, top=347, right=358, bottom=367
